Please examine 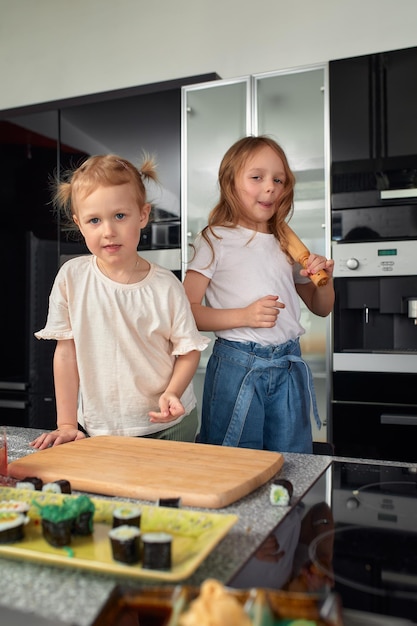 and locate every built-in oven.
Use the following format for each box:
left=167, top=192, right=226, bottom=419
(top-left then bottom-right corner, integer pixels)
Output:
left=330, top=239, right=417, bottom=462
